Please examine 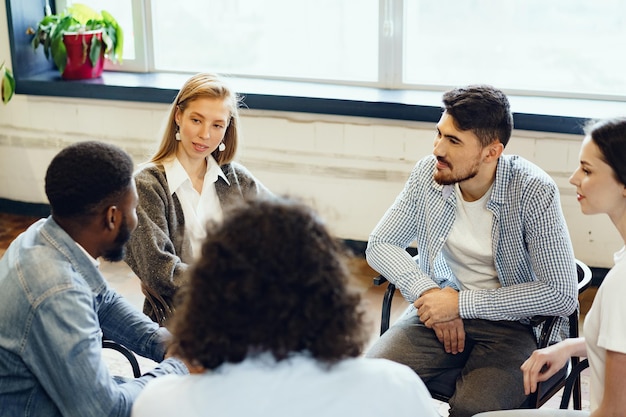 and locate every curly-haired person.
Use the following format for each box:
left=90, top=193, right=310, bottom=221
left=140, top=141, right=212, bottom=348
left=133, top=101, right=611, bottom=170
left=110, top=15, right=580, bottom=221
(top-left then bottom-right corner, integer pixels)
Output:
left=132, top=197, right=438, bottom=417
